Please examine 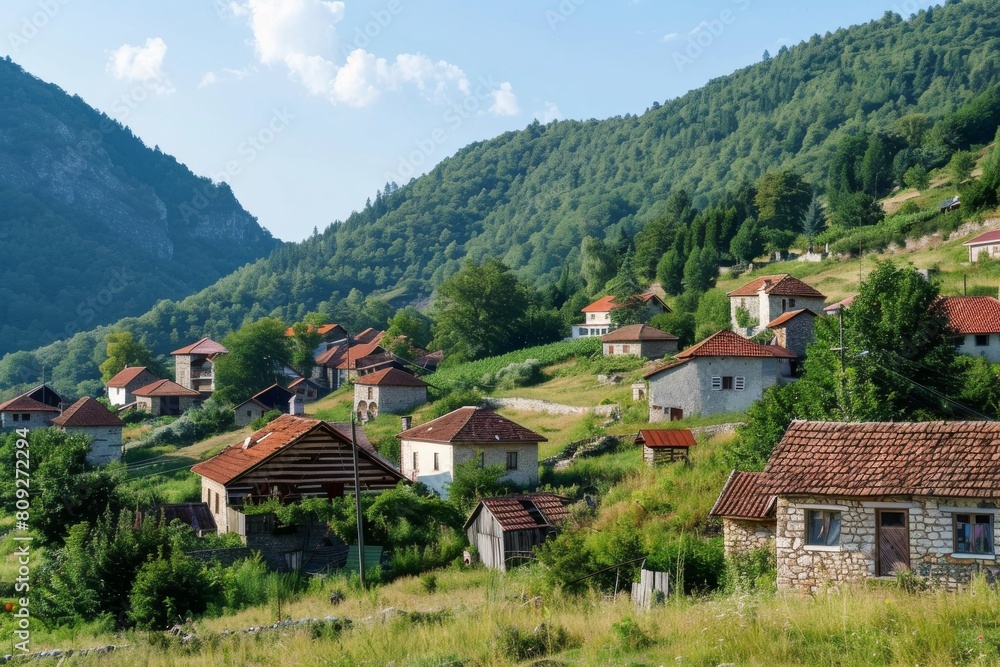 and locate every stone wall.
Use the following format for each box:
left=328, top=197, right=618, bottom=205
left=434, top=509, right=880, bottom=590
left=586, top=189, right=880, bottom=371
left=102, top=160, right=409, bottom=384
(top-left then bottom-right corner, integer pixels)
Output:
left=648, top=357, right=778, bottom=420
left=723, top=519, right=775, bottom=556
left=483, top=397, right=588, bottom=415
left=772, top=314, right=816, bottom=359
left=64, top=426, right=122, bottom=466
